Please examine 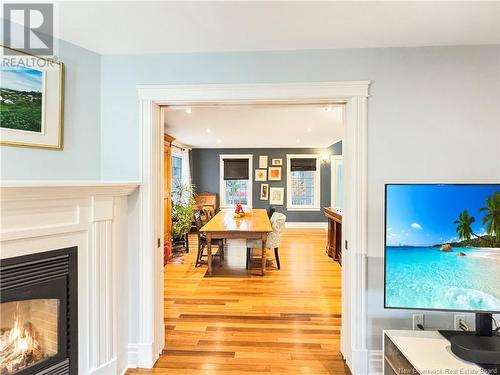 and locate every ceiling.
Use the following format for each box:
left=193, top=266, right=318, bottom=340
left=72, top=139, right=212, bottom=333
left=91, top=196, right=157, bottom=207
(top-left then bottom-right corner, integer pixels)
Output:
left=57, top=2, right=500, bottom=54
left=163, top=104, right=343, bottom=149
